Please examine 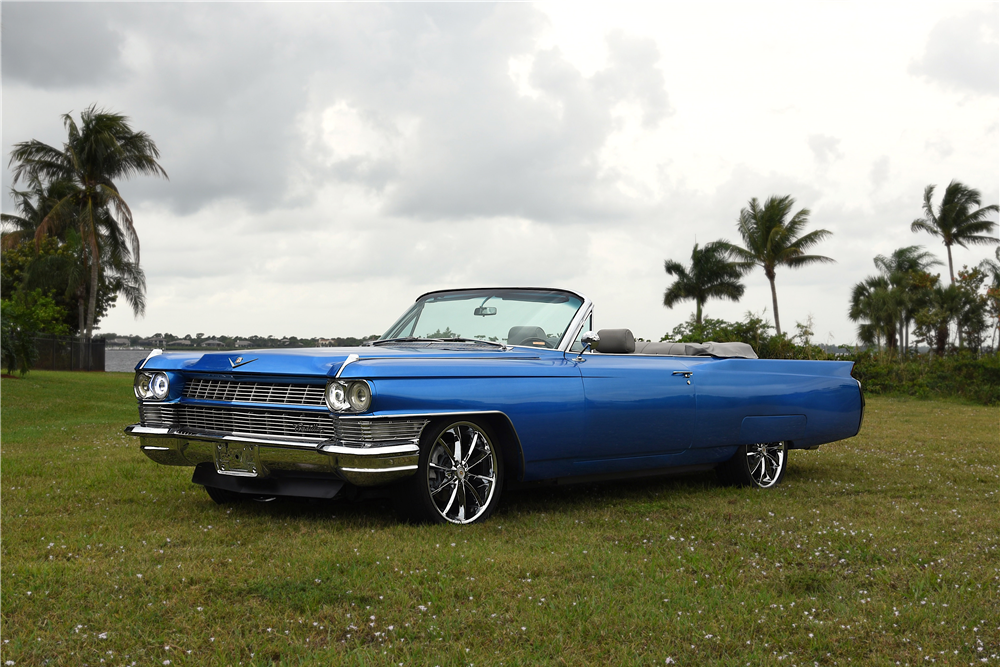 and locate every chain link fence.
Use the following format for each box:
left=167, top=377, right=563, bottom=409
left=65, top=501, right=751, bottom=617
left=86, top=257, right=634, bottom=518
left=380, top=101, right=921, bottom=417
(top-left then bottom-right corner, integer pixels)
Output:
left=32, top=335, right=106, bottom=371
